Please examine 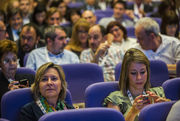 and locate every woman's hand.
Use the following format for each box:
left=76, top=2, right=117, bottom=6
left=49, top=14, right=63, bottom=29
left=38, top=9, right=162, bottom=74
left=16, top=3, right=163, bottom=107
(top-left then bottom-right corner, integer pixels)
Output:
left=146, top=91, right=171, bottom=103
left=131, top=95, right=150, bottom=115
left=8, top=80, right=29, bottom=90
left=8, top=81, right=20, bottom=90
